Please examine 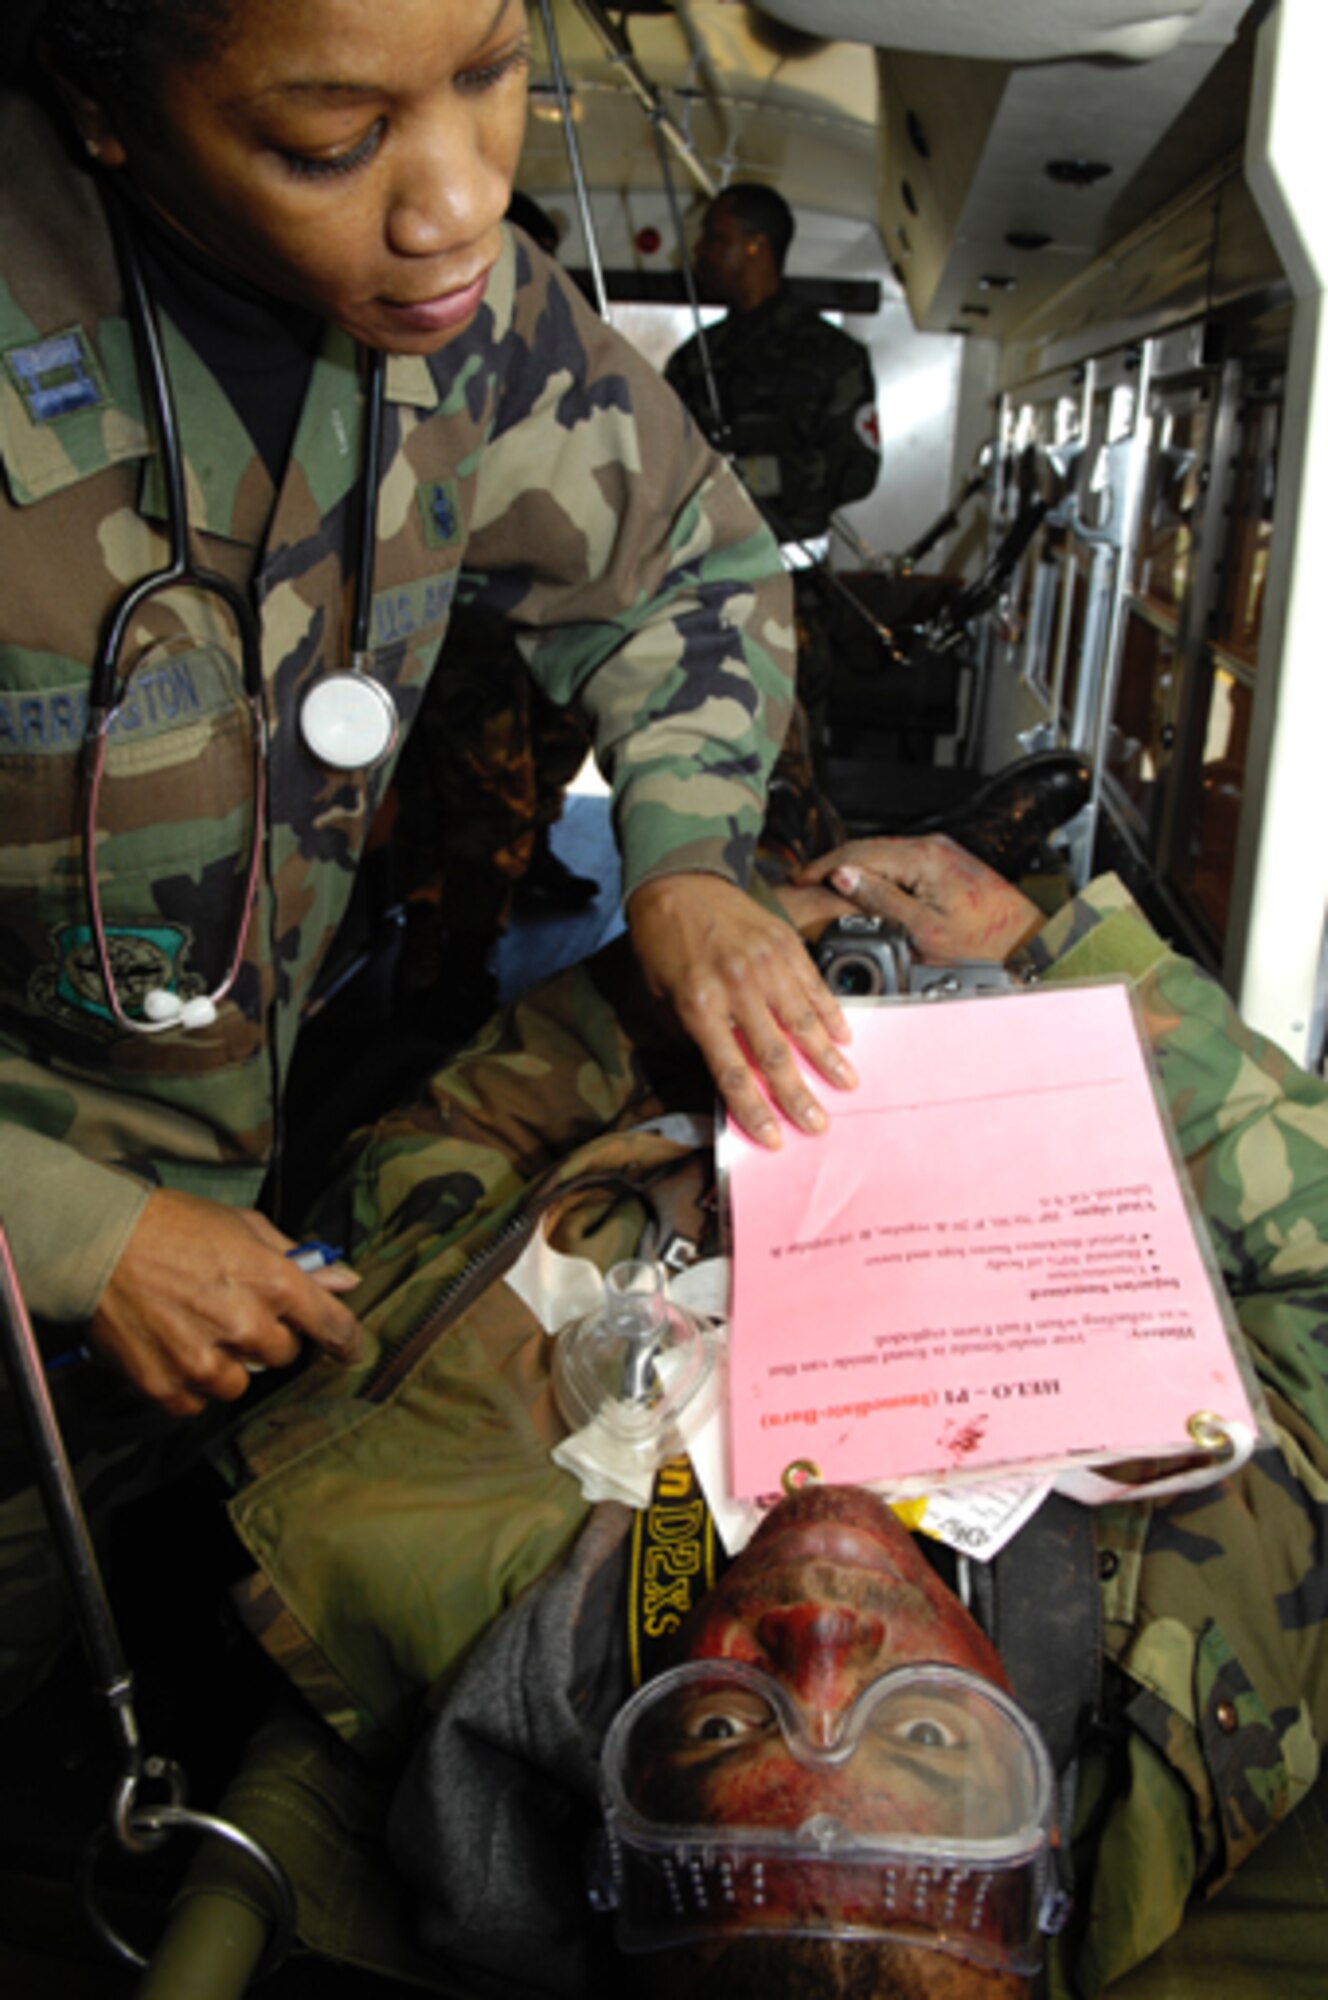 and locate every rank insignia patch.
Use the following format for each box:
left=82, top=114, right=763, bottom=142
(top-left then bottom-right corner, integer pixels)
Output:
left=4, top=327, right=108, bottom=424
left=419, top=477, right=462, bottom=548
